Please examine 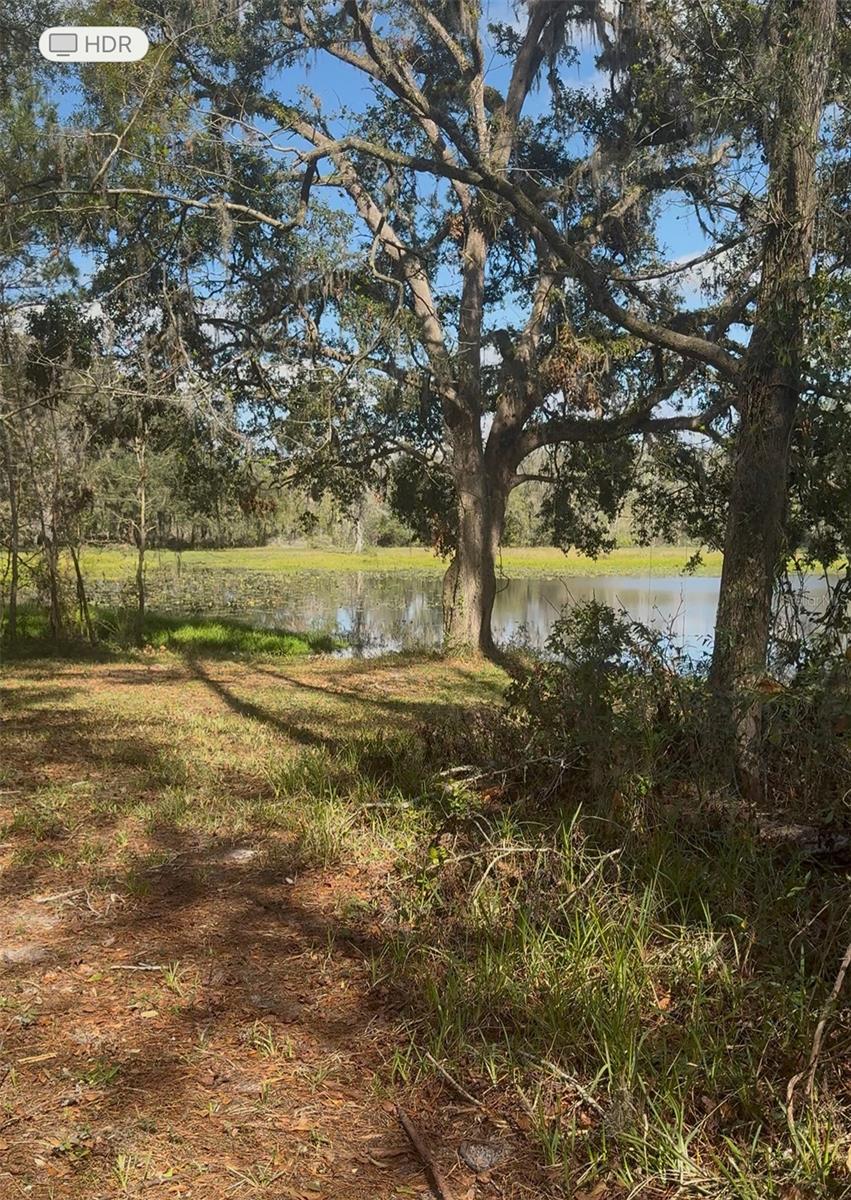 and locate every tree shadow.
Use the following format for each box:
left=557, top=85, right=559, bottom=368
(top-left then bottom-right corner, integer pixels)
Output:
left=0, top=661, right=550, bottom=1197
left=184, top=656, right=332, bottom=750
